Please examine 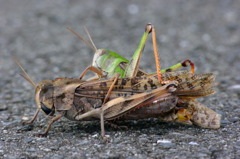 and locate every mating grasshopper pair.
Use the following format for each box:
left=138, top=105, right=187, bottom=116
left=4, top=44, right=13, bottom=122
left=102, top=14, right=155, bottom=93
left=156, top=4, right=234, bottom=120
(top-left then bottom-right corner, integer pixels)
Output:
left=16, top=24, right=220, bottom=138
left=68, top=24, right=220, bottom=128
